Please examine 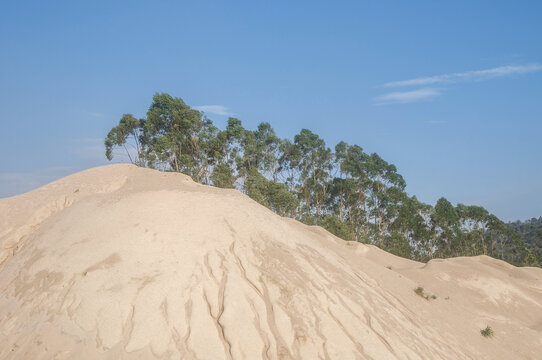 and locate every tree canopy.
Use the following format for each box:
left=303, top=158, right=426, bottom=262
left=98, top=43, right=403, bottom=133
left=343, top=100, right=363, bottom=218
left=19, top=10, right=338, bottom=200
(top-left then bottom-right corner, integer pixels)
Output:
left=105, top=93, right=540, bottom=267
